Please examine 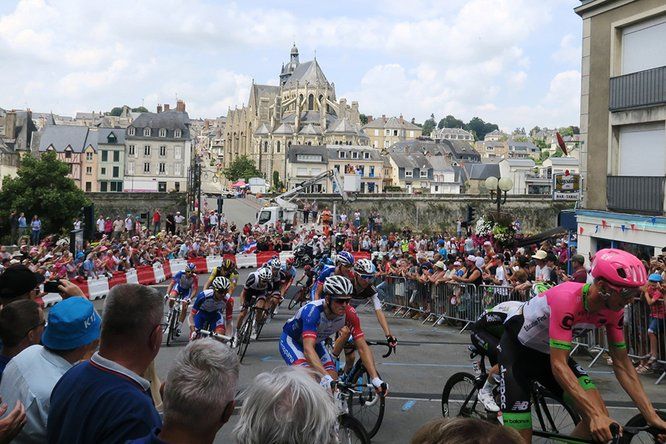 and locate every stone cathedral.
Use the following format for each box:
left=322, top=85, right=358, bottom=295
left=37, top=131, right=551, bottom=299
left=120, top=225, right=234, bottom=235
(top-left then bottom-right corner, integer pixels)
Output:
left=224, top=44, right=368, bottom=181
